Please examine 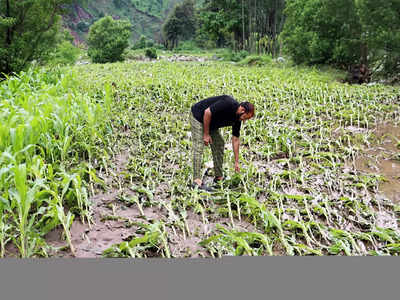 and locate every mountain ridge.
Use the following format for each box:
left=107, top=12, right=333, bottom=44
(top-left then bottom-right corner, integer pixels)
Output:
left=63, top=0, right=183, bottom=45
